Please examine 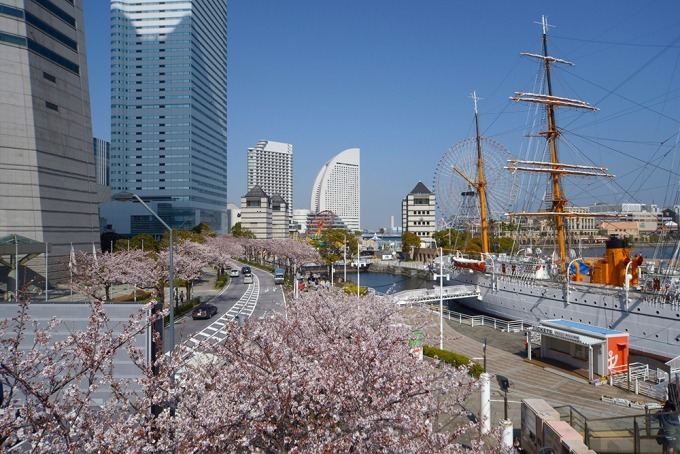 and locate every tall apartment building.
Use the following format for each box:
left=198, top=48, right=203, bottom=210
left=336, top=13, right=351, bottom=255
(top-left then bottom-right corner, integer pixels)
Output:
left=0, top=0, right=100, bottom=286
left=310, top=148, right=360, bottom=231
left=247, top=140, right=293, bottom=218
left=108, top=0, right=228, bottom=234
left=402, top=182, right=436, bottom=247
